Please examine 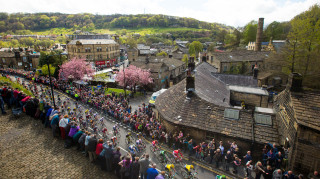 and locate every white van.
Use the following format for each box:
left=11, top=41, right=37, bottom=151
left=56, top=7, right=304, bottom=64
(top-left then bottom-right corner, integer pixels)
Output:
left=149, top=89, right=167, bottom=107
